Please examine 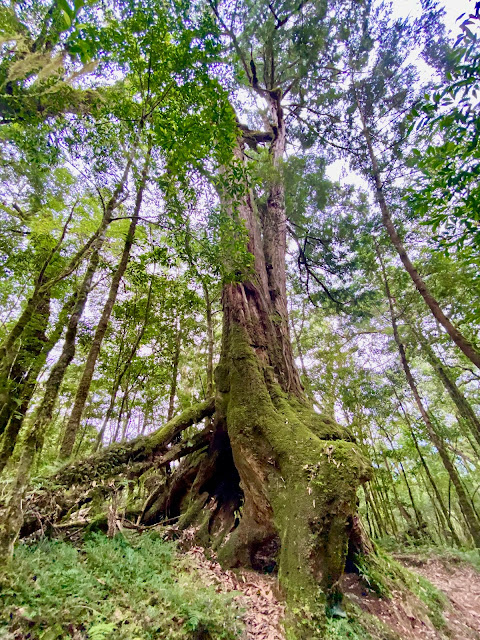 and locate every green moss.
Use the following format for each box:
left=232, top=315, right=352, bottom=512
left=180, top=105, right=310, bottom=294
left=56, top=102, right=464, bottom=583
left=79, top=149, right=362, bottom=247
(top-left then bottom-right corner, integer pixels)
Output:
left=0, top=532, right=244, bottom=639
left=50, top=398, right=215, bottom=487
left=326, top=601, right=403, bottom=640
left=220, top=323, right=372, bottom=639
